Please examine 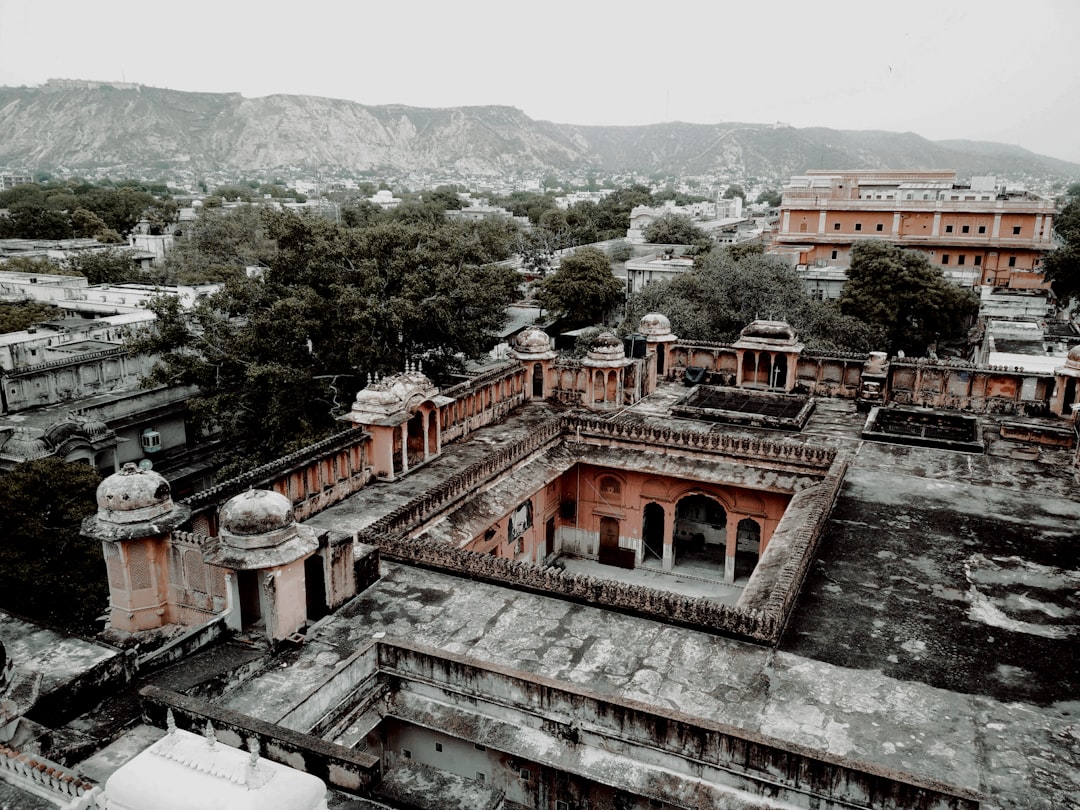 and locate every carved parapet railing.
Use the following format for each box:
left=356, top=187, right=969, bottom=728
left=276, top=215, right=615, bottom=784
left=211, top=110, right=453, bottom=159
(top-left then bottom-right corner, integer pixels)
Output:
left=673, top=339, right=737, bottom=351
left=376, top=533, right=777, bottom=641
left=564, top=415, right=837, bottom=471
left=359, top=417, right=567, bottom=542
left=890, top=357, right=1039, bottom=375
left=440, top=361, right=523, bottom=399
left=0, top=744, right=97, bottom=803
left=5, top=346, right=131, bottom=377
left=740, top=455, right=850, bottom=636
left=171, top=528, right=214, bottom=549
left=799, top=350, right=870, bottom=361
left=181, top=425, right=369, bottom=513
